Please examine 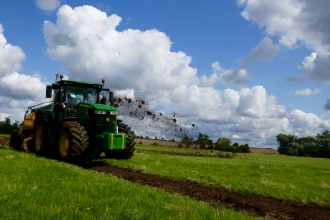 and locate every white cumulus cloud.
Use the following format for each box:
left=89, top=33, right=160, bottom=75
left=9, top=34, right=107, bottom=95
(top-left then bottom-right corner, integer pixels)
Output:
left=239, top=0, right=330, bottom=83
left=240, top=37, right=280, bottom=68
left=43, top=5, right=198, bottom=94
left=36, top=0, right=61, bottom=11
left=37, top=5, right=330, bottom=148
left=294, top=88, right=320, bottom=97
left=0, top=24, right=50, bottom=122
left=0, top=72, right=47, bottom=100
left=201, top=62, right=252, bottom=86
left=0, top=24, right=25, bottom=77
